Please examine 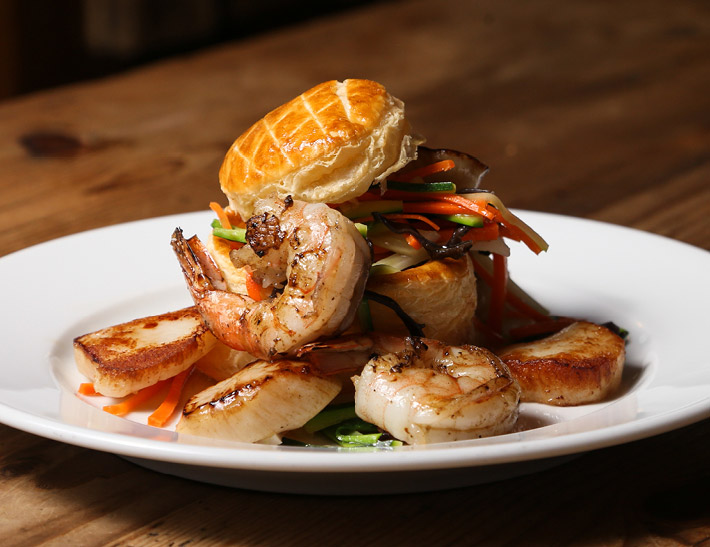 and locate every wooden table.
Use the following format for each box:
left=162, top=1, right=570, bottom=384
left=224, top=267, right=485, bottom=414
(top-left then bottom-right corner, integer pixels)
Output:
left=1, top=0, right=709, bottom=544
